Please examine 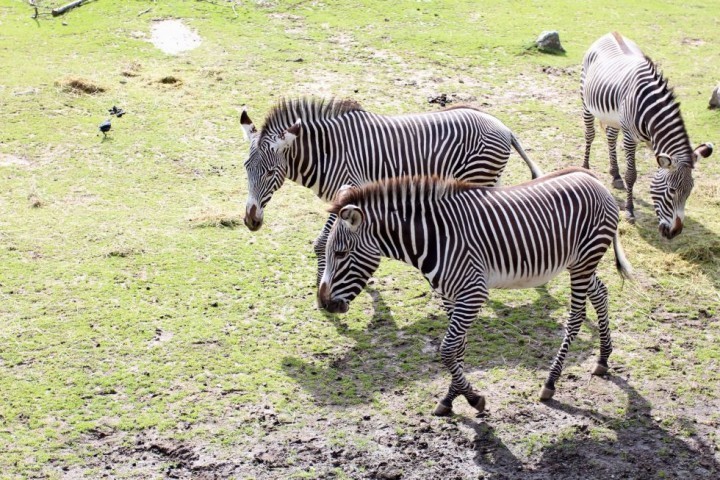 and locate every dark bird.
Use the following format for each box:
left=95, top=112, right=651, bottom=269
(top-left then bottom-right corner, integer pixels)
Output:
left=99, top=119, right=111, bottom=136
left=108, top=106, right=126, bottom=117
